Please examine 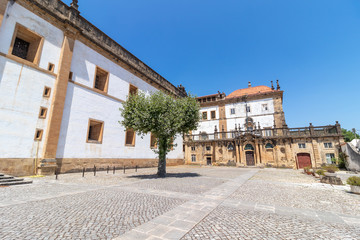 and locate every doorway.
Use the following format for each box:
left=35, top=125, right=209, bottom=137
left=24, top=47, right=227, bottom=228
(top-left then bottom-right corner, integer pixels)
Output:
left=206, top=157, right=212, bottom=165
left=246, top=151, right=255, bottom=166
left=297, top=153, right=311, bottom=168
